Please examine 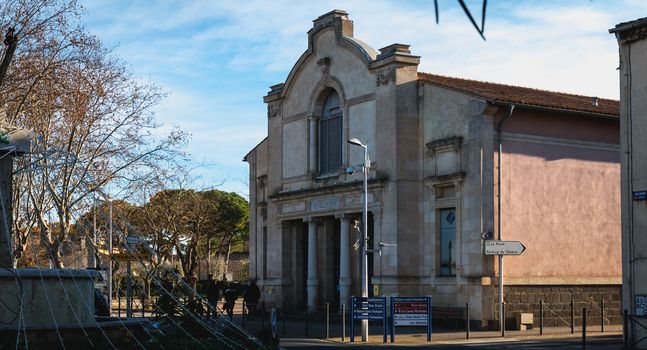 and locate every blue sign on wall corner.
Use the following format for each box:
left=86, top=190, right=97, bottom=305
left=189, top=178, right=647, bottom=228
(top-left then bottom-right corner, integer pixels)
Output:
left=634, top=191, right=647, bottom=201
